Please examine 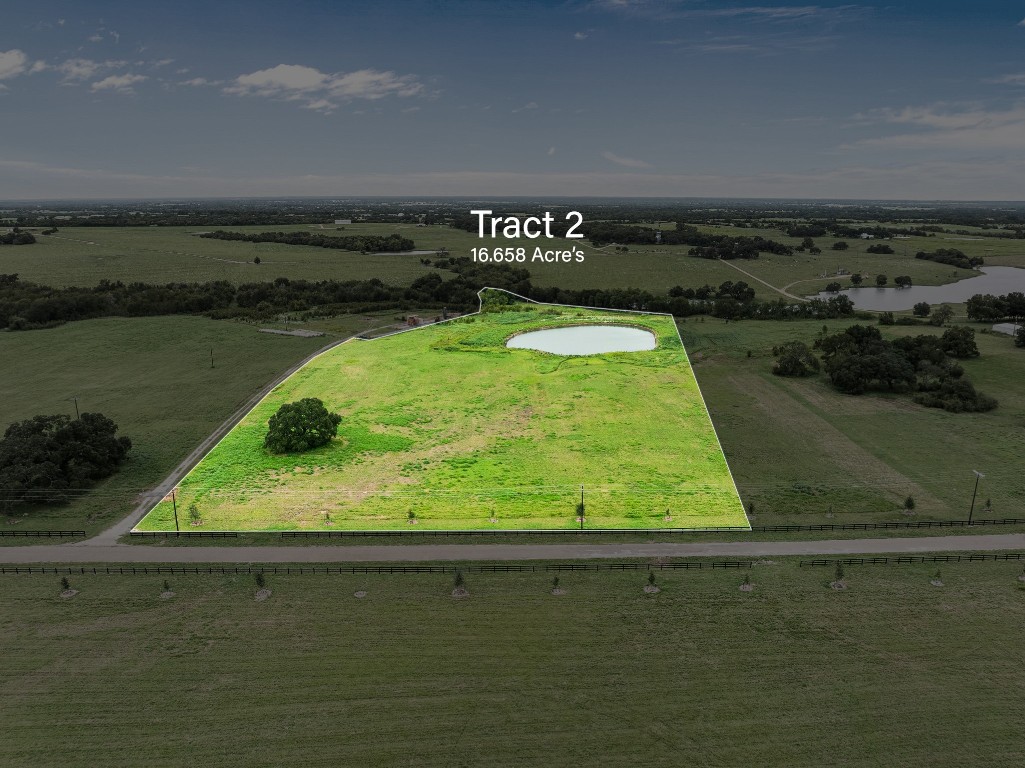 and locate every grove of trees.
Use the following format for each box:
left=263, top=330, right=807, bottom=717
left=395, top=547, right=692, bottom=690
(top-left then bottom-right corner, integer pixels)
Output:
left=806, top=325, right=995, bottom=412
left=915, top=248, right=984, bottom=270
left=0, top=413, right=131, bottom=510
